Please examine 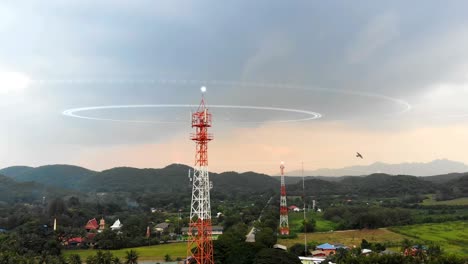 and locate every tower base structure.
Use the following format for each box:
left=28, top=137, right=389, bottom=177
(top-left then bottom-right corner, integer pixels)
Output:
left=187, top=218, right=214, bottom=264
